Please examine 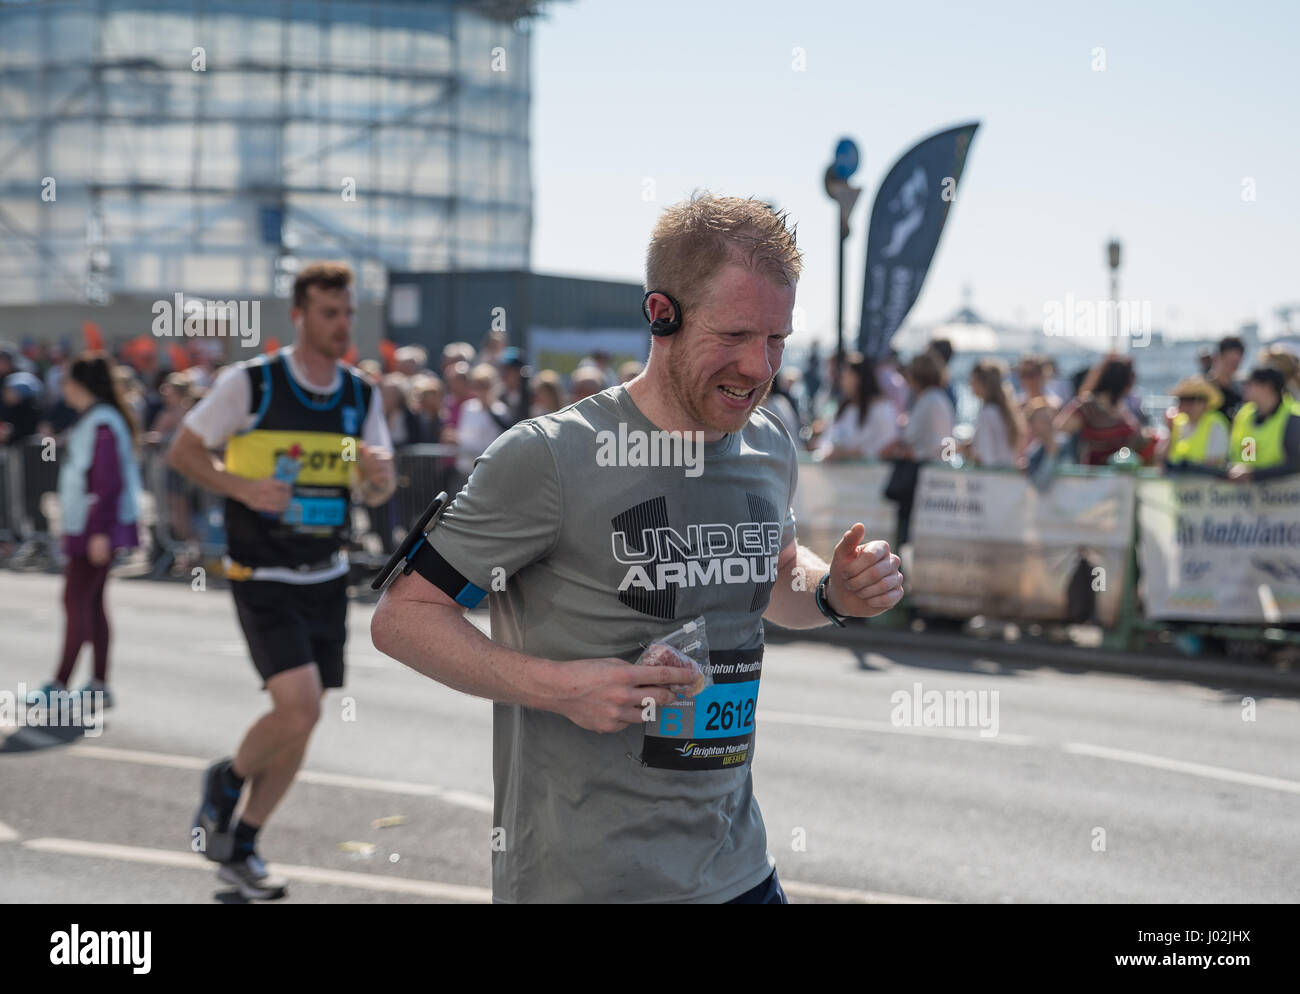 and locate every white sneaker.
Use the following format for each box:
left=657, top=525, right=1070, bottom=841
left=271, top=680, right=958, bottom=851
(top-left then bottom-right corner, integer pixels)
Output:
left=218, top=852, right=289, bottom=900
